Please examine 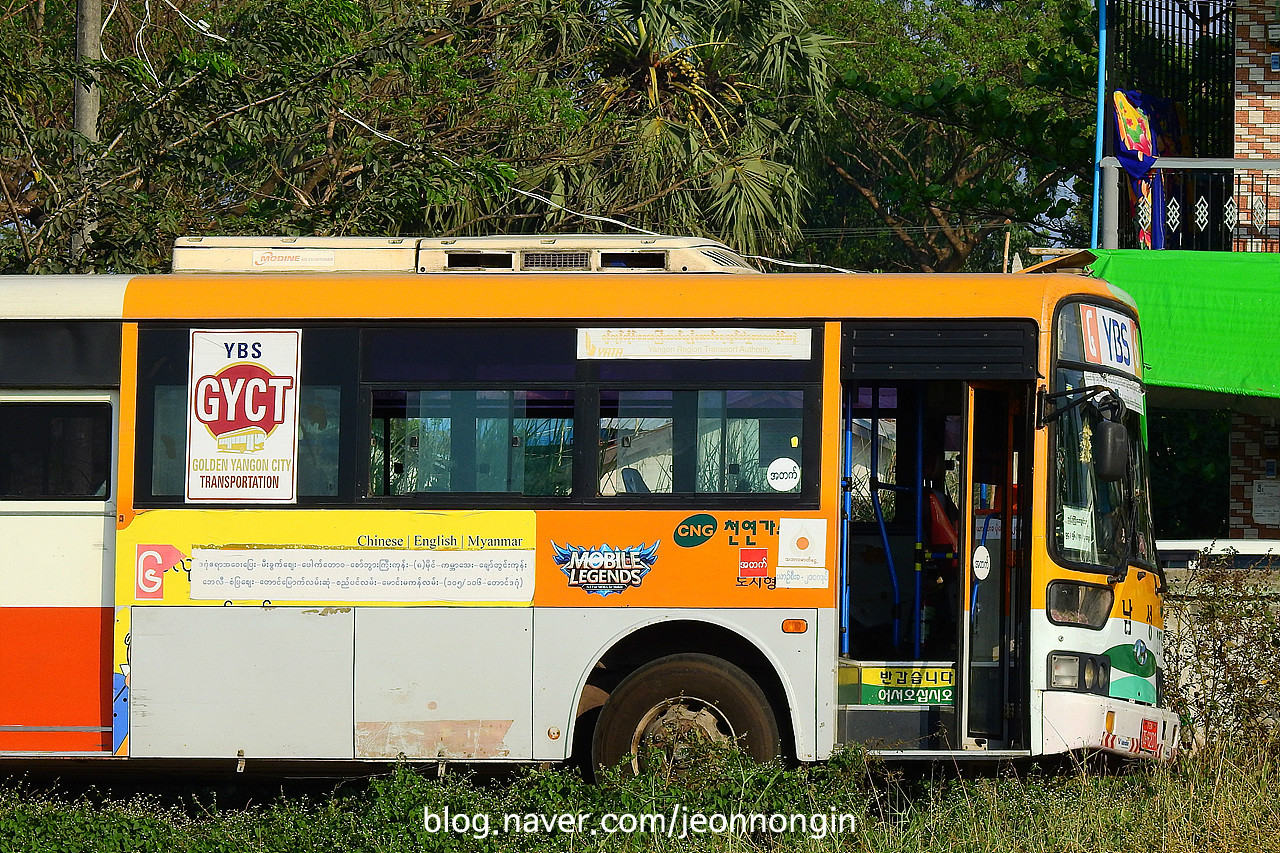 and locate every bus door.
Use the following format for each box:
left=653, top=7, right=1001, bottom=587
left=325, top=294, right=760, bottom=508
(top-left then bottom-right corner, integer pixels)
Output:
left=0, top=391, right=116, bottom=753
left=959, top=383, right=1030, bottom=749
left=837, top=321, right=1035, bottom=752
left=838, top=379, right=964, bottom=748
